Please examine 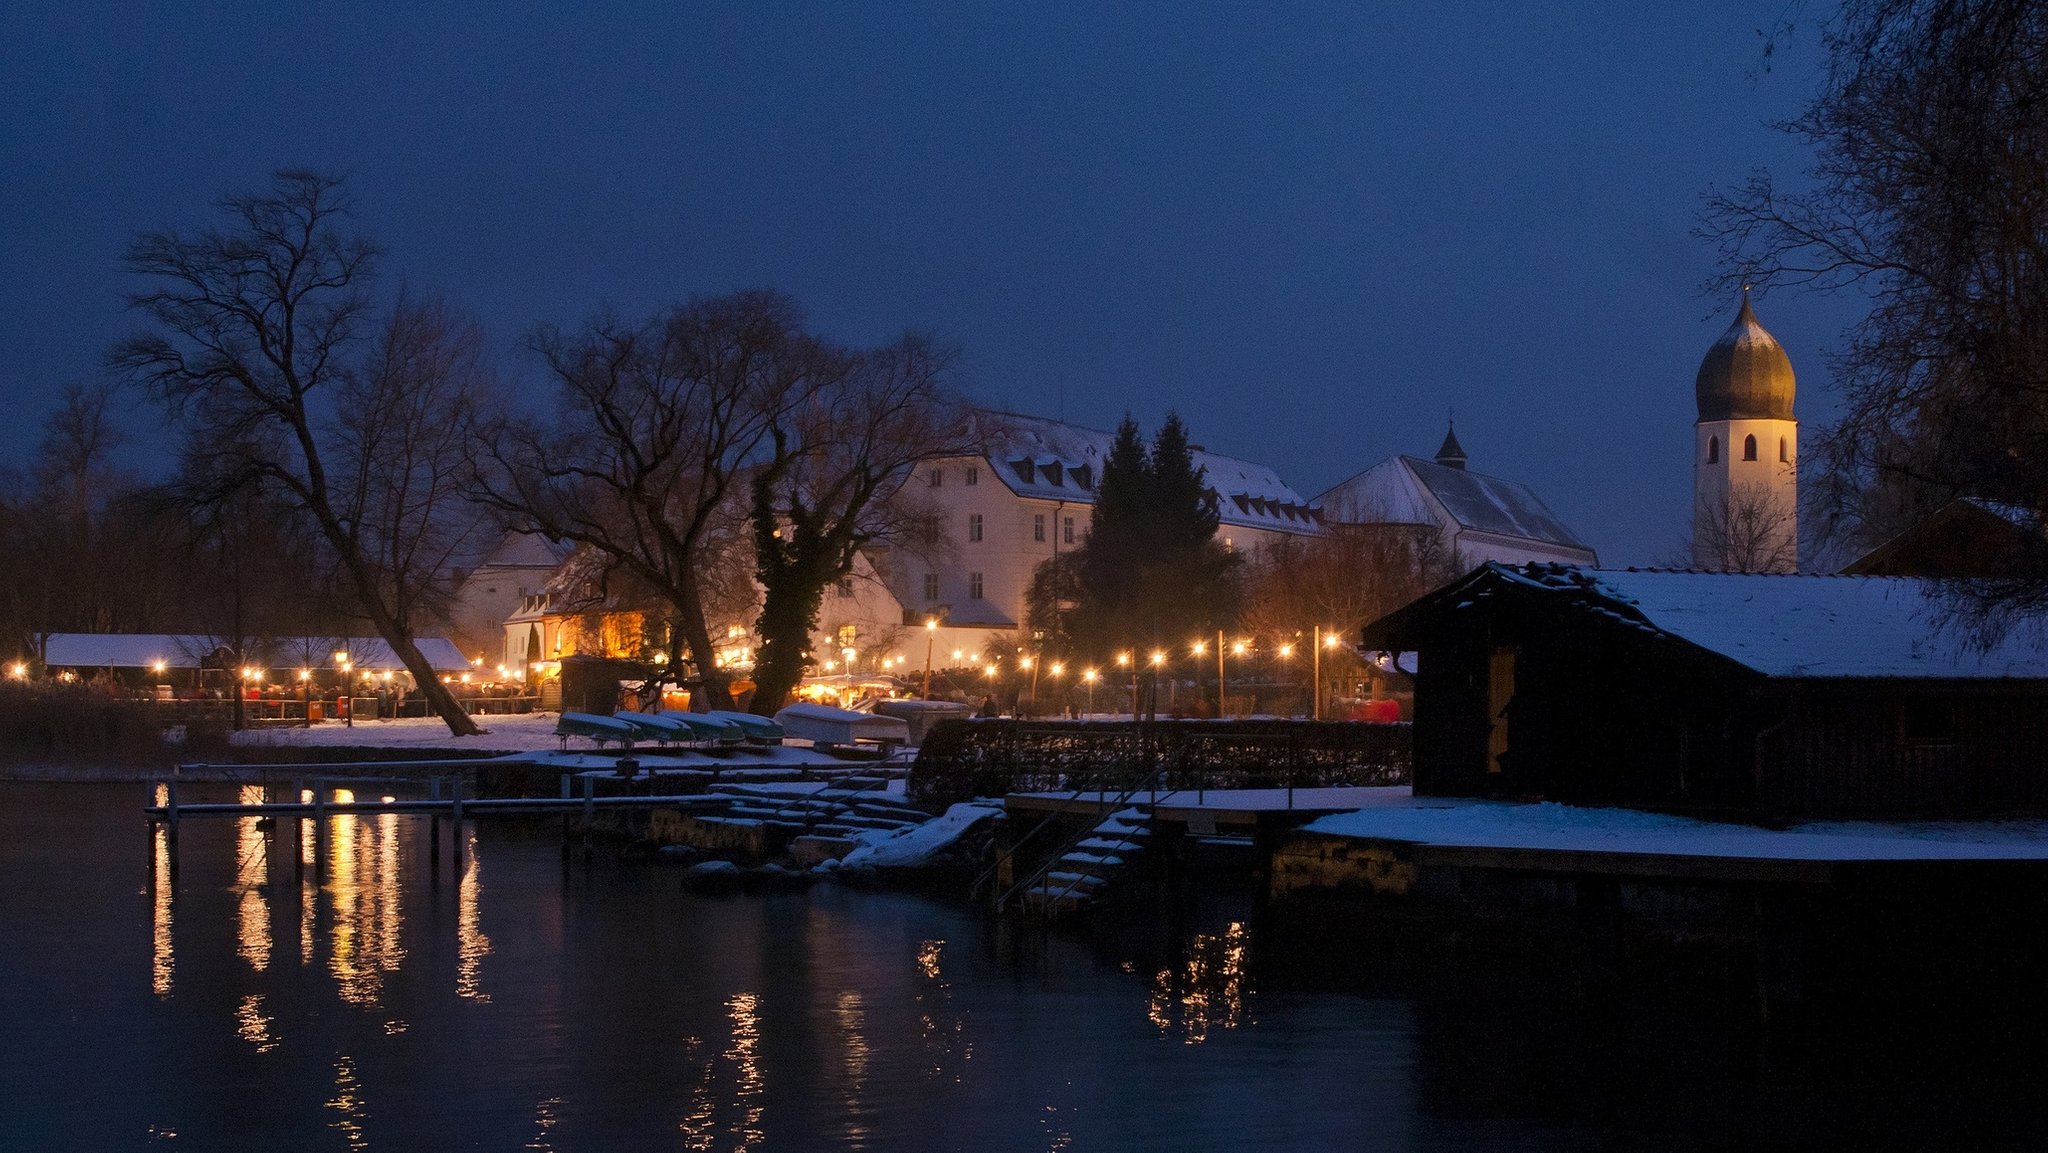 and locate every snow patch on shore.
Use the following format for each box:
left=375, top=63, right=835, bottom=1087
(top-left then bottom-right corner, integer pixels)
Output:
left=1306, top=797, right=2048, bottom=861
